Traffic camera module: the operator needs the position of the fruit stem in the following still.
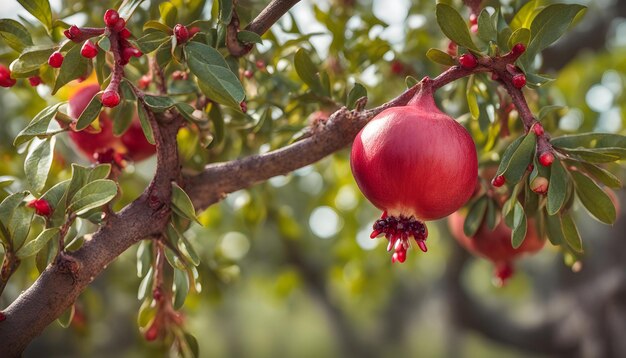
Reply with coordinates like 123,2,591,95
104,30,124,99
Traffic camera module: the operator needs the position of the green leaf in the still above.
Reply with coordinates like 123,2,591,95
486,198,498,230
508,28,530,49
111,100,135,136
89,164,111,181
40,180,69,226
547,158,568,215
294,48,324,94
175,103,203,123
477,9,497,43
0,19,34,52
184,333,200,358
10,45,55,76
405,76,418,88
52,43,90,95
25,138,54,193
495,135,524,177
75,94,103,130
0,192,29,232
17,228,59,259
17,0,53,30
68,179,118,215
219,0,233,23
561,148,620,163
159,2,178,27
346,83,367,110
237,30,263,44
426,48,456,66
544,210,563,246
466,76,479,120
143,20,172,33
510,0,539,30
118,0,146,20
137,266,153,300
57,304,75,328
143,95,176,112
463,196,487,237
14,102,63,147
571,171,616,225
171,183,199,224
521,4,586,68
9,205,34,250
137,296,157,328
561,213,583,252
435,4,480,52
538,105,567,121
499,133,536,184
551,133,626,149
185,42,245,108
578,162,621,189
178,234,200,266
137,103,156,145
511,201,527,249
135,31,170,54
173,267,190,309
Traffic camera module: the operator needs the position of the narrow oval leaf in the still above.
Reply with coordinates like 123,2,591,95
17,0,53,30
579,162,621,189
463,196,487,237
502,133,536,184
17,228,60,259
25,138,55,193
173,267,190,309
9,45,54,76
511,201,527,249
347,83,367,109
171,183,200,224
495,135,525,177
571,171,616,224
185,42,245,108
0,18,34,52
477,9,497,43
75,94,103,130
544,210,564,246
561,213,583,252
57,304,75,328
14,102,64,147
237,30,263,44
547,158,568,215
137,267,153,300
69,179,118,215
137,103,156,145
426,48,456,66
436,4,480,52
294,48,324,94
550,133,626,149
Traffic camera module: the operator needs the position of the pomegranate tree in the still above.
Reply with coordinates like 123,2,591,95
351,83,478,262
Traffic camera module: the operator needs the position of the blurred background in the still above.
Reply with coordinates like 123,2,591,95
1,0,626,357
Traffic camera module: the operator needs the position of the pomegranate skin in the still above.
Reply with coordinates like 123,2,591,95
350,94,477,221
68,85,121,160
448,212,545,264
68,84,155,161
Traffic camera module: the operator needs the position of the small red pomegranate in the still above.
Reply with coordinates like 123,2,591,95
448,211,545,286
351,81,478,263
68,85,155,162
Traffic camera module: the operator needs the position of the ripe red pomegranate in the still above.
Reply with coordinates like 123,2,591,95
351,82,478,263
448,211,545,286
68,84,155,162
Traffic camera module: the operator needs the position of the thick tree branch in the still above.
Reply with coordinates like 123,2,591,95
0,114,182,356
246,0,302,36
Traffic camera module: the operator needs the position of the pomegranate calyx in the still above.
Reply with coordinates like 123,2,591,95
370,212,428,263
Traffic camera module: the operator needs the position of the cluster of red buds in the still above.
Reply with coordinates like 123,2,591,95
27,198,53,217
47,9,144,108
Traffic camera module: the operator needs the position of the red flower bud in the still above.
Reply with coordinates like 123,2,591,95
81,40,99,59
512,74,526,89
459,53,478,69
104,9,120,27
48,51,64,68
539,152,554,167
28,76,42,86
27,198,53,217
0,65,17,88
174,24,189,43
101,90,121,108
492,174,505,187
